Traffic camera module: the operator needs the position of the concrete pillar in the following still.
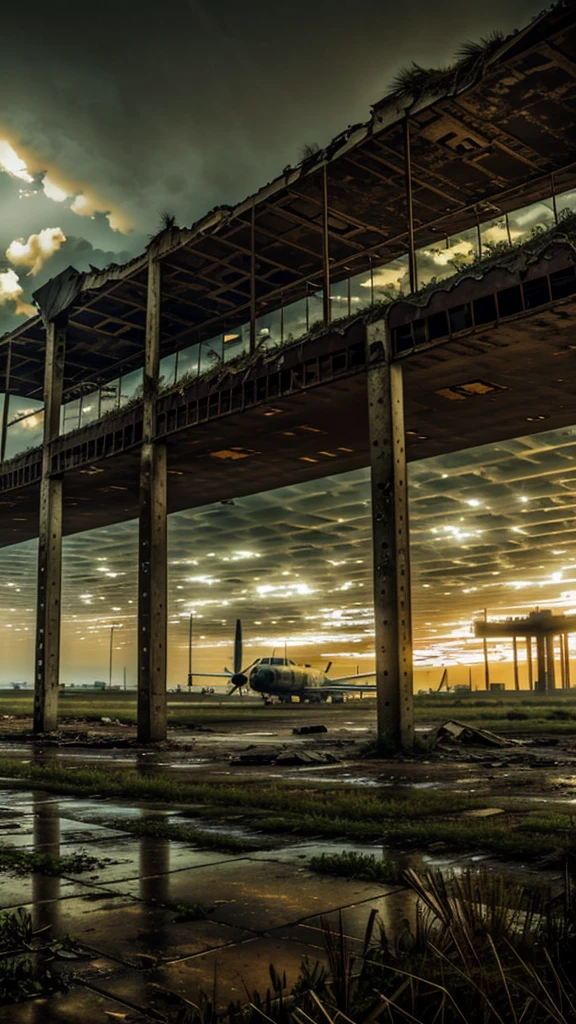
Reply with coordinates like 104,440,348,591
535,635,546,693
526,637,533,689
137,256,167,743
34,318,66,734
367,320,414,750
546,635,556,691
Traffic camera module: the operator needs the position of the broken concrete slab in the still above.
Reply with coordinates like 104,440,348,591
433,720,524,748
292,724,328,735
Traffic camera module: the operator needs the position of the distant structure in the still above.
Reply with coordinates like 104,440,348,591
474,609,576,692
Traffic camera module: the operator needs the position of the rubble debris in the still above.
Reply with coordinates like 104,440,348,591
229,746,338,766
432,720,524,749
292,725,328,735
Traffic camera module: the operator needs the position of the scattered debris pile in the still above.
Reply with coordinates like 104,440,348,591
432,720,525,749
230,746,339,767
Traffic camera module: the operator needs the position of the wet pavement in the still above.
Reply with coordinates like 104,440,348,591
0,787,416,1022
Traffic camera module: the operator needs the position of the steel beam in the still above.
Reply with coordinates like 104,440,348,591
137,256,167,743
367,320,413,750
34,318,66,734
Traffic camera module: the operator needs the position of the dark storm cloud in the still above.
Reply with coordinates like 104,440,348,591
1,0,546,236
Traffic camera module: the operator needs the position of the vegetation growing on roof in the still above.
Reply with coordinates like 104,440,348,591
389,31,506,102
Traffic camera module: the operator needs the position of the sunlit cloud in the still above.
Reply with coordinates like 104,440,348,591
42,176,69,203
6,227,66,276
0,268,35,316
0,141,33,183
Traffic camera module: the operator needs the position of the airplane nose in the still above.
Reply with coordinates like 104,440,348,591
251,668,274,690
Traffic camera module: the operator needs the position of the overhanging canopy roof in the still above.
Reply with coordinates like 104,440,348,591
2,0,576,400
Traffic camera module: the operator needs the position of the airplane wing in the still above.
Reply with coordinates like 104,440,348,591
302,681,377,697
328,672,376,684
189,672,231,679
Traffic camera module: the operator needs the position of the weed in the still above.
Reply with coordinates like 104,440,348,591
0,845,107,877
308,852,402,884
171,901,215,922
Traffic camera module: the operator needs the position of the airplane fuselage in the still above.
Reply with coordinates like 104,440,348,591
244,658,335,701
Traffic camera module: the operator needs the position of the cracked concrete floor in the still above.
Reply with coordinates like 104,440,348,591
0,788,418,1023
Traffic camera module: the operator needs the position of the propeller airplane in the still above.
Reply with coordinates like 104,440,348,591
189,619,377,703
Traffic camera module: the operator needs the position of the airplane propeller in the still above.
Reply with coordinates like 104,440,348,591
227,619,256,695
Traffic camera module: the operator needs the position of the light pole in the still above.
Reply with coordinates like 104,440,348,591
109,624,115,689
188,613,193,690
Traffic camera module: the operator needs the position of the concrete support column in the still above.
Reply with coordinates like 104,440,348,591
34,318,66,734
367,320,414,750
546,635,556,691
137,255,167,743
535,635,546,693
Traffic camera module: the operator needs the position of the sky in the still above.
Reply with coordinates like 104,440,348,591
0,0,569,689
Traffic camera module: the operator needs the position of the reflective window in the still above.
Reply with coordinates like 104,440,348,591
557,188,576,220
119,368,143,406
372,255,409,299
159,353,177,389
4,398,44,459
175,345,199,382
79,391,100,426
255,310,281,351
282,297,307,343
61,399,81,434
349,269,373,312
508,199,555,244
308,289,324,331
330,282,350,321
199,336,223,376
223,322,250,363
100,379,120,416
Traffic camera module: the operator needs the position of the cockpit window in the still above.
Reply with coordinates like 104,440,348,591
271,658,284,665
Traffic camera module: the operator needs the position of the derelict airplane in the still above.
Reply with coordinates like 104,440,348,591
192,619,377,702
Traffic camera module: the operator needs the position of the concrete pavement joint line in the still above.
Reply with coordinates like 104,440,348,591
77,978,163,1023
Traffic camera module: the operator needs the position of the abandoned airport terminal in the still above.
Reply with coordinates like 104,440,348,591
2,3,576,1019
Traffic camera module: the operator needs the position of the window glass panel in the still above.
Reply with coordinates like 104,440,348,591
480,216,512,255
557,188,576,220
5,398,44,458
330,282,350,321
372,256,409,300
255,310,281,351
79,391,100,426
119,368,143,405
438,227,479,275
282,298,307,343
507,198,555,244
176,345,200,382
199,336,223,376
100,379,120,416
159,353,176,389
223,323,250,363
308,289,324,331
61,399,81,434
349,270,373,312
